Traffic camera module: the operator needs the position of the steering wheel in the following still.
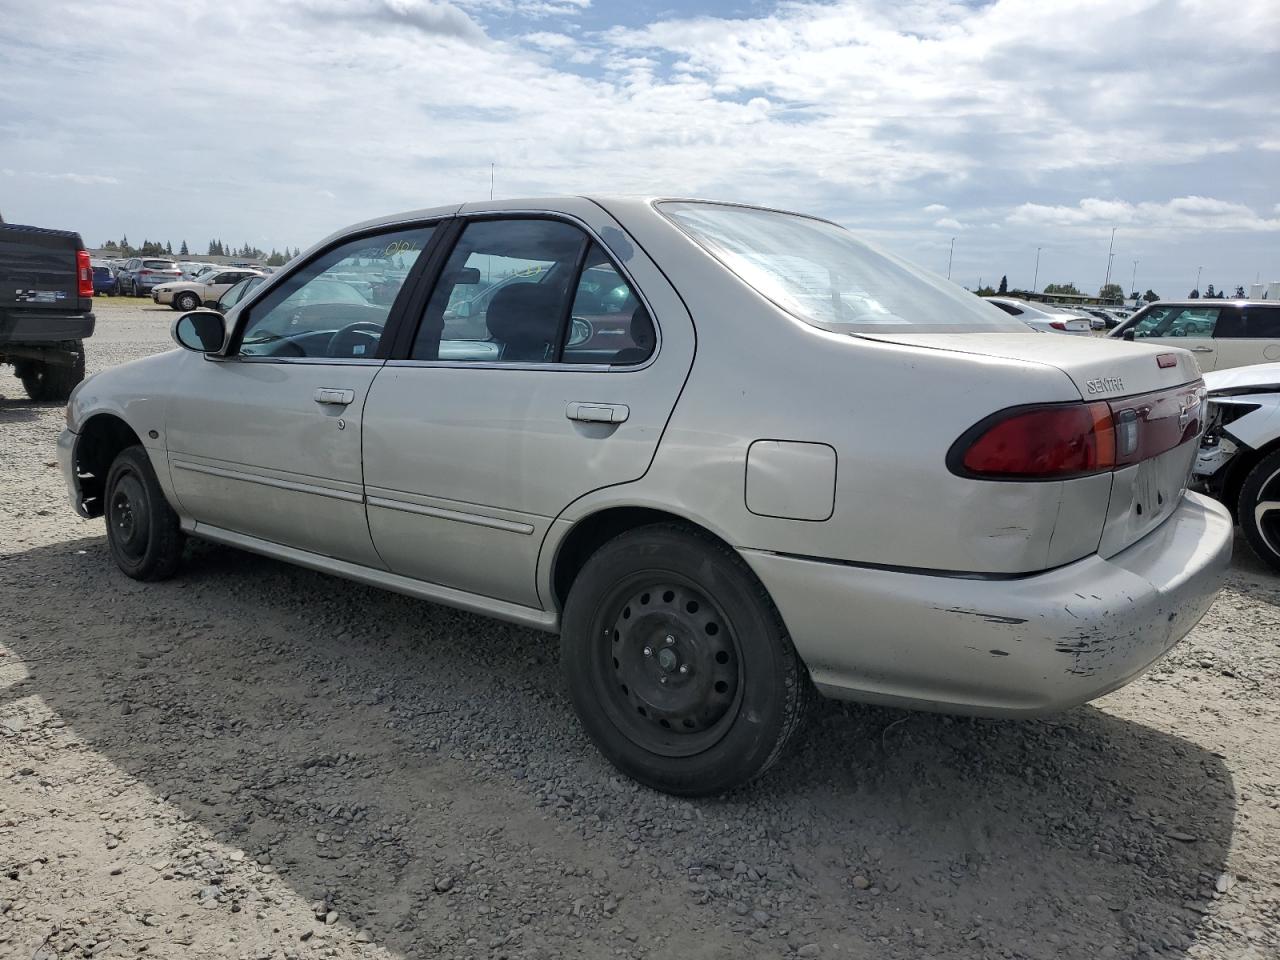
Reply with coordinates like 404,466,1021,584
326,321,383,358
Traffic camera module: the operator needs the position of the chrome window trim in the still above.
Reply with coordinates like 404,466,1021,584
366,495,535,535
211,355,387,367
171,459,364,503
385,359,612,373
421,207,661,372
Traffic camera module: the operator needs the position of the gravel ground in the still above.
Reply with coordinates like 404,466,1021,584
1,297,1278,959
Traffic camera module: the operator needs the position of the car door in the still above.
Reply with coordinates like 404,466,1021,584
1128,304,1222,371
360,205,695,609
163,223,440,565
205,271,245,304
1212,304,1280,370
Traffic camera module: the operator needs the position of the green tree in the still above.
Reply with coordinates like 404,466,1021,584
266,249,287,267
101,239,119,251
179,240,189,256
120,235,131,255
165,240,173,255
1044,282,1080,295
1205,283,1216,299
1143,289,1160,303
1235,285,1246,298
1099,283,1124,301
997,275,1008,294
975,285,996,297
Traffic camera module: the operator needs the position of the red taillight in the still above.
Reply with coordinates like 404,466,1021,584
951,385,1205,481
76,249,93,297
954,402,1115,479
140,269,153,275
1049,320,1068,330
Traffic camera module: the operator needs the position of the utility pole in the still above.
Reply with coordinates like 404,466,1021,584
1130,259,1139,301
489,162,495,201
947,237,955,280
1103,226,1117,291
1032,246,1042,294
1195,265,1203,294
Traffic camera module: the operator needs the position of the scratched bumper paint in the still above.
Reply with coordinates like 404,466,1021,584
742,491,1232,717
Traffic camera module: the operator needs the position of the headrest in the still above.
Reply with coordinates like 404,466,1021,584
486,283,564,345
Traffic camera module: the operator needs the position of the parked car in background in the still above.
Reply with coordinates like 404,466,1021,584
118,258,182,296
179,261,211,280
1109,300,1280,371
1194,362,1280,570
151,267,262,311
983,297,1093,335
91,261,117,296
211,274,266,313
0,221,94,400
59,196,1229,795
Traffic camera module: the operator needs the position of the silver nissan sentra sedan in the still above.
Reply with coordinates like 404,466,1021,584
59,196,1232,795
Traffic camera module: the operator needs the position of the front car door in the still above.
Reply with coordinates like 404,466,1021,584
163,223,440,565
360,201,695,609
1126,303,1222,371
1212,303,1280,370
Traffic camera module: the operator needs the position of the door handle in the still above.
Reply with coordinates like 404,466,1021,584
314,388,355,405
566,401,629,424
1188,346,1213,353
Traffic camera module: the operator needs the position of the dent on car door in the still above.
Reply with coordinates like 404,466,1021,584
163,224,439,564
360,211,695,609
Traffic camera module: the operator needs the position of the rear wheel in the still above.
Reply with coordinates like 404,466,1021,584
104,445,184,581
20,343,85,401
1239,449,1280,573
561,524,809,796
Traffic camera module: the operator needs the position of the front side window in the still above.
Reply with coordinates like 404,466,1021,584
411,219,651,365
1131,305,1220,339
661,201,1026,334
238,225,434,359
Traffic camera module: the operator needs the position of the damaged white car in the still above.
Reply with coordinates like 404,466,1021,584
1196,362,1280,570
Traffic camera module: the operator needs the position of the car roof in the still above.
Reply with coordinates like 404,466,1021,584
1141,299,1277,307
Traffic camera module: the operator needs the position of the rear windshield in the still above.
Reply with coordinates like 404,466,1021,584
143,260,175,269
660,201,1025,334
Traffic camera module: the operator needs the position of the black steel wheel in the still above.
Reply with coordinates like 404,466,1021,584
562,524,810,796
104,445,184,581
1239,448,1280,573
20,343,84,402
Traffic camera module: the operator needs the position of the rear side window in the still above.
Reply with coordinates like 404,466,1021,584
1240,306,1280,339
411,220,652,365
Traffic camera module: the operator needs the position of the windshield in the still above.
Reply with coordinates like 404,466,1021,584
660,201,1024,334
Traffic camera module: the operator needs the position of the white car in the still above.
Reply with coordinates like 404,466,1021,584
1110,300,1280,372
983,297,1094,335
1195,362,1280,569
58,196,1230,795
151,268,262,312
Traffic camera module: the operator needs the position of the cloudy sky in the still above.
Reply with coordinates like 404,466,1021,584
1,0,1276,296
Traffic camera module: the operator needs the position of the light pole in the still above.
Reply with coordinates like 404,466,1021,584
1195,265,1203,294
1103,226,1117,291
1130,259,1139,301
947,237,955,280
1033,246,1042,293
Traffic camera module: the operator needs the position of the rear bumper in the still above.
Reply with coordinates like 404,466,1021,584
0,310,95,344
742,491,1232,717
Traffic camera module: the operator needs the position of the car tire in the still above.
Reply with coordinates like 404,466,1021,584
561,523,810,796
104,445,184,581
174,291,200,312
20,342,85,402
1238,448,1280,573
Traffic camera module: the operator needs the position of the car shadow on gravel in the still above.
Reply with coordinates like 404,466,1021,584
0,398,56,420
1,535,1237,959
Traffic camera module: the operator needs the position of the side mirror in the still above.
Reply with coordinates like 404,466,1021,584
172,310,227,353
1122,330,1135,341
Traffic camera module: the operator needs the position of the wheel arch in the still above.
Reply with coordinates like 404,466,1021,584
74,413,145,518
1221,434,1280,520
549,505,739,611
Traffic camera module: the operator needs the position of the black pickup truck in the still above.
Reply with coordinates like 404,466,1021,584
0,220,95,401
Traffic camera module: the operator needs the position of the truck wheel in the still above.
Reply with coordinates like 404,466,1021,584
20,343,85,402
175,291,200,311
561,524,810,796
104,445,184,581
1239,449,1280,573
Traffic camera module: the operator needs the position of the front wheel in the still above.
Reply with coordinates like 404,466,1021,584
174,291,200,312
1239,449,1280,573
104,445,184,580
561,524,809,796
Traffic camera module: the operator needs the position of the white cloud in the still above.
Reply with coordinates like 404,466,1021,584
290,0,486,42
1008,196,1280,235
934,217,964,231
29,172,120,185
923,203,948,213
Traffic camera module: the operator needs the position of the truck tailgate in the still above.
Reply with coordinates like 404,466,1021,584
0,224,83,311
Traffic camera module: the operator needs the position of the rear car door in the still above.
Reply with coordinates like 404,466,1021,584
1212,304,1280,370
163,223,439,565
360,203,694,608
1128,304,1221,371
